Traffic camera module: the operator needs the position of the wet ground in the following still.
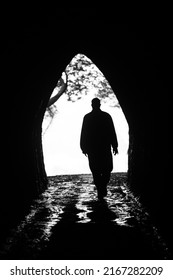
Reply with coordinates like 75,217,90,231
0,173,170,259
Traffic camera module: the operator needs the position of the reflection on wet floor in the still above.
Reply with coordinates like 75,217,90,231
0,173,169,259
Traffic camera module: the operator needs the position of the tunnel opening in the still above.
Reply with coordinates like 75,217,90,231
42,54,129,177
2,14,173,260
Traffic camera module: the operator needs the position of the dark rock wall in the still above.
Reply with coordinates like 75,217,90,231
2,14,171,246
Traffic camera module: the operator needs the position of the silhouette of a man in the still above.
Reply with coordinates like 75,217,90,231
80,98,118,199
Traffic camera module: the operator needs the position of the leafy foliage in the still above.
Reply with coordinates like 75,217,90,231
42,53,119,134
65,53,119,107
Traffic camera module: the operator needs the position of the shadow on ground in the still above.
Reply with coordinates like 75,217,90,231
0,173,171,260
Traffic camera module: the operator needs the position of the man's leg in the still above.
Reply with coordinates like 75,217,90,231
101,171,111,197
92,171,110,199
100,150,113,197
92,171,101,186
91,171,103,198
88,152,109,199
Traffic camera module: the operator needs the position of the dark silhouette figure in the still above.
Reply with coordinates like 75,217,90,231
80,98,118,199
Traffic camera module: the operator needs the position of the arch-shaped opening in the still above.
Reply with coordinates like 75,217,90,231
42,54,129,176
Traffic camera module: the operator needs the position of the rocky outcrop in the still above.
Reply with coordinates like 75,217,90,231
2,14,171,248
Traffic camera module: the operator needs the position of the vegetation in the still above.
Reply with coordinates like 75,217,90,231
43,53,119,134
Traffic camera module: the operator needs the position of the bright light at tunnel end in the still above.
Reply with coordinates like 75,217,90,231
42,54,129,176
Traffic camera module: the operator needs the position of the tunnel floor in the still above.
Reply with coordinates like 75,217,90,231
0,173,170,260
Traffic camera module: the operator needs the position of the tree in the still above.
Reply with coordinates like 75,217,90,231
43,53,119,134
65,54,119,106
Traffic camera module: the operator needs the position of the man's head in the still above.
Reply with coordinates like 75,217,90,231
91,98,101,110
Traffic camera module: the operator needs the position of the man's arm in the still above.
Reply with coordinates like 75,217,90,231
80,116,88,155
109,116,118,155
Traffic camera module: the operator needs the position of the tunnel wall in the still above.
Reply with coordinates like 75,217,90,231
2,16,171,247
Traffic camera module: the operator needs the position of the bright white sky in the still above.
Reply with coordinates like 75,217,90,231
42,90,129,176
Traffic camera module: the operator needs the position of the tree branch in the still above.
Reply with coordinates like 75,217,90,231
47,74,67,107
